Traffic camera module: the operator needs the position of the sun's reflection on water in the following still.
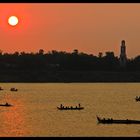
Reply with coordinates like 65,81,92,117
0,93,31,136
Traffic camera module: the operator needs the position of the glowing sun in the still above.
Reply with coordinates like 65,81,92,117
8,16,19,26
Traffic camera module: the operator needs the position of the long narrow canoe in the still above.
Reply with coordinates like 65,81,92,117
96,116,140,124
0,104,12,107
57,106,84,110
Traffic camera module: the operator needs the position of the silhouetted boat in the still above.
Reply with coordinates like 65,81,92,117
136,98,140,101
135,96,140,101
0,103,12,107
0,87,3,90
57,106,84,110
10,88,18,91
57,103,84,110
96,116,140,124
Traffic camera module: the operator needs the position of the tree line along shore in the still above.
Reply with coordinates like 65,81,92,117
0,49,139,82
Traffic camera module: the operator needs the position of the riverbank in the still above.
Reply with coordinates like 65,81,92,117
0,70,140,82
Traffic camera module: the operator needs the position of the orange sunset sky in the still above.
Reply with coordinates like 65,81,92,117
0,3,140,58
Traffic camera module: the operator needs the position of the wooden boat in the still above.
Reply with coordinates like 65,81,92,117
57,106,84,110
135,96,140,101
96,116,140,124
10,88,18,91
0,103,12,107
136,98,140,101
0,87,3,90
57,103,84,110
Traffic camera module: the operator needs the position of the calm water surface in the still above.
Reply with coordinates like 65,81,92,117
0,83,139,136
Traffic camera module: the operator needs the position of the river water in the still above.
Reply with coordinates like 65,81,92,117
0,83,139,137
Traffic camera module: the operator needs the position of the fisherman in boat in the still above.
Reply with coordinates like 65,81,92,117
108,118,110,121
108,118,113,122
5,102,8,106
103,118,105,121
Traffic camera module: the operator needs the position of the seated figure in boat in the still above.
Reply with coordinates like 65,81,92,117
60,104,63,109
5,102,9,106
136,96,139,99
107,118,113,121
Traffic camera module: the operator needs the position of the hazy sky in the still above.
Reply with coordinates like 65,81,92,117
0,3,140,58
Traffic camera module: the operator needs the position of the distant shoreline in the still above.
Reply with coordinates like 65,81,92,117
0,71,140,83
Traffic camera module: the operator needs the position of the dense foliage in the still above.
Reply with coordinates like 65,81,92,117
0,49,133,72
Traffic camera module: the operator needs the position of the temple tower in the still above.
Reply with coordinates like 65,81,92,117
120,40,127,67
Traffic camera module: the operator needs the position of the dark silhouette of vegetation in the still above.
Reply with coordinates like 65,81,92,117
0,49,139,82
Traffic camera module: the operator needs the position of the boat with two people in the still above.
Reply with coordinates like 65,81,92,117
0,102,12,107
10,88,18,92
96,116,140,124
57,103,84,110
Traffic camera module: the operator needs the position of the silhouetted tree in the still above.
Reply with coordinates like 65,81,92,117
72,49,78,55
38,49,44,55
98,52,103,58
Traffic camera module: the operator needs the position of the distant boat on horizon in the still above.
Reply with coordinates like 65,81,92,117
0,102,12,107
10,88,18,92
135,96,140,101
57,104,84,110
0,87,4,90
96,116,140,124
